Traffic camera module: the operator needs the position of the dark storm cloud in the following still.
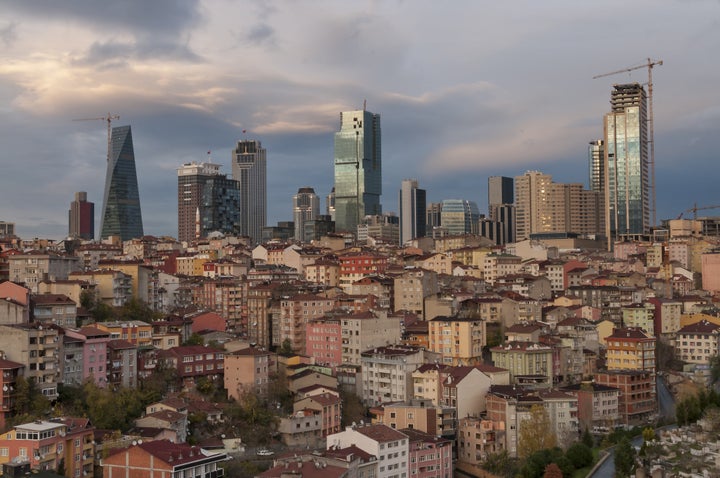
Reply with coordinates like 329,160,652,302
245,23,275,46
73,40,202,68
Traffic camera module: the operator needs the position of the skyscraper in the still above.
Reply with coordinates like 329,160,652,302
177,161,240,243
399,179,426,245
69,191,94,240
487,176,515,244
100,125,143,241
232,139,267,244
604,83,649,241
292,187,320,242
440,199,480,236
333,109,382,233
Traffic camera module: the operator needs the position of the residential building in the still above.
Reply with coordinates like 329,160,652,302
402,428,453,478
327,424,408,478
94,320,153,346
603,83,649,241
0,324,59,399
675,320,720,365
293,392,343,438
100,125,144,241
605,327,656,374
306,317,343,368
399,179,426,245
340,311,403,366
280,293,336,353
372,400,456,438
0,418,95,477
107,339,138,389
360,345,433,407
232,139,267,244
428,316,486,365
8,251,80,293
31,294,77,328
68,191,94,240
65,326,111,386
561,381,620,431
177,161,240,243
224,346,272,400
293,187,320,243
594,370,656,425
333,109,382,234
393,268,438,319
458,417,505,466
101,440,228,478
339,253,389,290
490,342,553,386
0,359,23,430
158,345,225,388
514,170,602,241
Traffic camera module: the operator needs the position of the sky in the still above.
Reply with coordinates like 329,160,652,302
1,0,719,240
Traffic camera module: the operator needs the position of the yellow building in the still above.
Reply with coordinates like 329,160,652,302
490,342,553,384
428,316,486,365
605,327,655,373
70,269,132,306
94,320,153,346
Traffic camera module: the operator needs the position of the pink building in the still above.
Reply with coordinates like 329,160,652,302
306,317,342,368
294,392,342,438
65,325,111,387
402,428,453,478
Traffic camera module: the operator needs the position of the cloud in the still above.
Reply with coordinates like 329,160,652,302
0,21,17,47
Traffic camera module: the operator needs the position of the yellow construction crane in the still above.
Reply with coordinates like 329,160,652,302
73,113,120,162
594,58,663,229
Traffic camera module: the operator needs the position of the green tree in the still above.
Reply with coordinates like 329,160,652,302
278,338,294,356
614,437,636,478
565,442,593,469
482,450,518,477
518,404,557,459
340,389,366,427
641,427,655,442
183,333,204,346
581,427,594,448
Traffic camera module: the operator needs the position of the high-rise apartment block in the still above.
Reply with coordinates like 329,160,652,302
100,125,143,241
399,179,427,245
603,83,649,240
292,187,320,243
68,191,94,240
514,171,602,241
333,109,382,233
232,139,267,244
177,161,240,243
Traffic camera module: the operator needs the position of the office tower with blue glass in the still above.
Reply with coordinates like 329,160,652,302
232,139,267,244
100,125,144,241
333,109,382,234
604,83,649,241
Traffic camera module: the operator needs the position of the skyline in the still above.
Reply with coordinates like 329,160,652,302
1,1,719,239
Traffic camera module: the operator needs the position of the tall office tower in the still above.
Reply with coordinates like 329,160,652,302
100,125,143,241
177,161,240,243
483,204,515,245
588,139,605,193
440,199,480,236
488,176,514,216
293,187,320,242
326,187,336,221
604,83,649,241
399,179,427,245
514,171,602,240
232,139,267,244
69,191,94,240
487,176,515,244
333,109,382,233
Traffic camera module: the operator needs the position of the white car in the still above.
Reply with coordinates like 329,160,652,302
256,449,274,456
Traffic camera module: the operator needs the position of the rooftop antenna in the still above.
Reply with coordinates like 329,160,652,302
363,99,366,111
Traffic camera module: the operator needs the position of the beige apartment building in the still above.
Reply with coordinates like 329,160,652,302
428,316,486,365
514,171,603,241
224,346,272,400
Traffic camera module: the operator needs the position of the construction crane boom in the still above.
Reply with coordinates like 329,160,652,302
594,58,663,229
72,113,120,163
678,203,720,220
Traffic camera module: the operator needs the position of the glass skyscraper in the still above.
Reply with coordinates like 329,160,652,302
604,83,649,240
293,187,320,242
100,125,144,241
440,199,480,236
333,109,382,233
232,139,267,245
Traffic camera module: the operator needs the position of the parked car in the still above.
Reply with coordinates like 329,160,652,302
256,449,274,456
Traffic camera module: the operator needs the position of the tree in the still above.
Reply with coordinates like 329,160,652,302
565,442,593,469
278,338,294,356
614,437,636,478
518,404,557,459
183,333,204,346
581,427,594,448
543,463,563,478
482,450,518,477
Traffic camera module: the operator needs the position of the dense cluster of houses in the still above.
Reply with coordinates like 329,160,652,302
0,226,718,477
